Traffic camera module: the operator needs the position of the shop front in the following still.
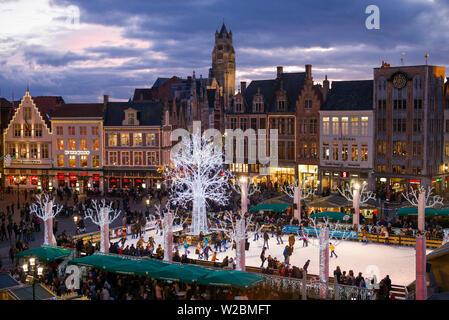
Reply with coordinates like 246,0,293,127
298,164,318,190
268,167,295,186
5,169,51,191
105,170,162,191
51,171,104,193
320,168,369,193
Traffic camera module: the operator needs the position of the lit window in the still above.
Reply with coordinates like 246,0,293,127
69,155,76,167
146,133,157,147
58,154,64,167
56,126,63,135
80,139,87,151
80,127,87,135
134,133,142,146
134,151,142,165
92,139,99,151
121,133,130,146
34,124,42,137
322,117,329,135
57,139,64,151
92,155,99,167
108,133,117,146
351,117,359,135
80,155,88,167
68,139,76,150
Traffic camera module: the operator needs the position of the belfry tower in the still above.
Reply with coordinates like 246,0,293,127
212,23,235,107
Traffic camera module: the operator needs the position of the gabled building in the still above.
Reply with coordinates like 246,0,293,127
226,65,319,185
3,91,58,190
103,100,172,191
49,103,104,192
319,80,374,193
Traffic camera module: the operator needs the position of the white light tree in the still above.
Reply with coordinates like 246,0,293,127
402,186,443,301
402,186,443,232
168,122,230,235
229,176,259,271
30,194,63,246
282,180,313,223
155,202,186,263
302,217,358,299
84,199,121,253
216,210,254,271
338,182,376,228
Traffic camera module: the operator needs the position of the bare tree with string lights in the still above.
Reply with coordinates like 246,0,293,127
282,180,314,223
338,182,376,227
402,185,443,300
30,194,63,246
84,199,121,253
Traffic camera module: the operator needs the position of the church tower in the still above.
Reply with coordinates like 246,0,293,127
212,23,235,107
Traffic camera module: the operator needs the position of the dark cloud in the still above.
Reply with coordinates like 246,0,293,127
1,0,448,101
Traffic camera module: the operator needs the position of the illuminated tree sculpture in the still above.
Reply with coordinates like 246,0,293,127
303,218,357,299
217,210,254,271
155,202,185,263
85,199,121,253
230,176,259,271
169,127,230,235
402,186,443,232
30,194,63,246
338,182,376,228
282,180,313,223
402,186,443,301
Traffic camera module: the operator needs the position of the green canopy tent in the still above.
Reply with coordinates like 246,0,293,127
397,207,440,216
249,203,292,213
15,246,72,262
197,270,266,289
69,254,266,289
151,264,212,282
310,211,351,221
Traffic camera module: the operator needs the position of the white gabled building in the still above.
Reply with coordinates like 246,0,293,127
3,91,54,190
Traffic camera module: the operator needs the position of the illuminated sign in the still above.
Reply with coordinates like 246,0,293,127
342,171,347,178
64,150,90,155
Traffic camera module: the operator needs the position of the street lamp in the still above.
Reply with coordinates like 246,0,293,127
21,256,43,300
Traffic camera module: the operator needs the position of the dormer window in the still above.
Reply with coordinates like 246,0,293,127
278,100,286,111
128,112,135,125
122,108,139,126
253,94,264,113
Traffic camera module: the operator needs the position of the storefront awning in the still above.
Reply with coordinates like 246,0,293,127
249,203,292,213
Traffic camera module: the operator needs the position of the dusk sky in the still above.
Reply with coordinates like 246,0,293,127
0,0,448,102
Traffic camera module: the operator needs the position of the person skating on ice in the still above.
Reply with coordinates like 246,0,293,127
330,242,338,258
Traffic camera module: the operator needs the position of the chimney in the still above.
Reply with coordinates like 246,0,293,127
103,94,109,105
277,66,283,78
322,75,330,102
240,81,247,92
305,64,312,80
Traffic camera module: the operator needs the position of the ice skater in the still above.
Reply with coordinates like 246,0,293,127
330,242,338,258
183,240,190,255
302,233,309,247
276,226,283,245
263,231,270,249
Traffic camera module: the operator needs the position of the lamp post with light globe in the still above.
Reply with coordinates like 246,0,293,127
21,257,43,300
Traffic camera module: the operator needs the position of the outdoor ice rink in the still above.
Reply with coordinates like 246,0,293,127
123,229,433,286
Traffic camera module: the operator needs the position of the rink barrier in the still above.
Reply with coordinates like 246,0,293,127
282,225,443,248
